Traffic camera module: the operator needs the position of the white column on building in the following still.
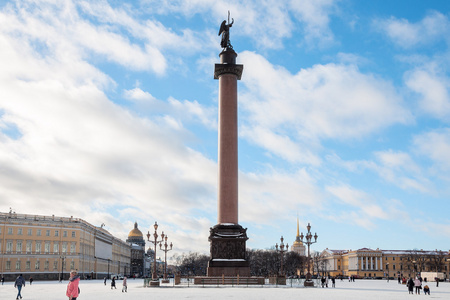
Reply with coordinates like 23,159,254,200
375,256,378,270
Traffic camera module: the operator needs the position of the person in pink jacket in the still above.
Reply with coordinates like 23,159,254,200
122,276,127,293
414,277,422,295
66,270,80,300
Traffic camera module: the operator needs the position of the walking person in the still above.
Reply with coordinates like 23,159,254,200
414,277,422,295
1,276,4,285
104,277,107,286
407,277,414,294
436,278,439,287
111,276,116,289
29,277,33,285
331,276,336,288
14,274,25,300
122,276,127,293
66,270,80,300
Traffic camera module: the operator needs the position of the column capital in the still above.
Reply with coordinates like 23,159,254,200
214,64,243,80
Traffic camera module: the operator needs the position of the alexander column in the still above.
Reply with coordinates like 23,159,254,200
207,14,250,277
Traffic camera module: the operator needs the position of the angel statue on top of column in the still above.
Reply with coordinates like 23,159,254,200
218,11,234,49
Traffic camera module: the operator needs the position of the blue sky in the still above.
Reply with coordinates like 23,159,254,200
1,0,450,259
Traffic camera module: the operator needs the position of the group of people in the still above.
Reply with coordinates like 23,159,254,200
406,275,431,295
104,275,128,292
9,271,131,300
320,276,336,288
10,271,80,300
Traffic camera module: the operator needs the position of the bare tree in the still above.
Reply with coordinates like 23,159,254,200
247,248,279,276
174,252,209,276
426,250,446,272
312,251,325,276
284,251,306,277
400,249,429,275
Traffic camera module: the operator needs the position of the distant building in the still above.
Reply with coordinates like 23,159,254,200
144,248,164,277
0,211,131,281
291,217,306,256
126,222,145,277
319,248,450,279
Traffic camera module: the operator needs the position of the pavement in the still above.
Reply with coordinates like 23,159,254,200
1,278,449,299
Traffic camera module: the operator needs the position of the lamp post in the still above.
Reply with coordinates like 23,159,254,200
412,260,417,277
299,222,318,287
159,235,173,283
275,236,289,276
146,222,165,283
107,259,111,279
446,258,450,282
60,255,66,282
386,262,389,282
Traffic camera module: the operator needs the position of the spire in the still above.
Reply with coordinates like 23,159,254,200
134,221,138,229
293,214,303,245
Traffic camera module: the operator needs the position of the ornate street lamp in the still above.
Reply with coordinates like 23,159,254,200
160,235,173,283
60,255,66,282
275,236,289,276
299,222,318,287
146,222,165,283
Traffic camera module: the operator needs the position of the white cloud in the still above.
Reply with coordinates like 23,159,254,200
240,168,323,224
413,128,450,173
0,0,211,76
405,67,450,120
238,51,412,164
328,150,431,193
0,0,223,252
376,153,430,192
141,0,339,49
375,11,450,48
325,184,388,229
289,0,337,48
123,88,217,129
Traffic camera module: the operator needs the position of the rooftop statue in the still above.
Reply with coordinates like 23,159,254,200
218,11,234,49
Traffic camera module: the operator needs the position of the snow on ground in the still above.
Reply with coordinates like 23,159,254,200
1,278,449,300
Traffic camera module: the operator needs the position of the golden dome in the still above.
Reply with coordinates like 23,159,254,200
293,239,303,246
128,222,143,238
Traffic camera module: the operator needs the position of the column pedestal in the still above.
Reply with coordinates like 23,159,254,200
207,224,250,276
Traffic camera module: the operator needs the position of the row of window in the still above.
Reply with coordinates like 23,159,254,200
4,260,76,271
4,241,76,254
1,228,76,238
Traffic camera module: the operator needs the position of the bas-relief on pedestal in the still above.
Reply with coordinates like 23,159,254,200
207,224,250,276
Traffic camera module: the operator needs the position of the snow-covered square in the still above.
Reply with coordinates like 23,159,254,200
1,278,450,300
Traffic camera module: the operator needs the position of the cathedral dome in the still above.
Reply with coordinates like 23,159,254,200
128,222,143,238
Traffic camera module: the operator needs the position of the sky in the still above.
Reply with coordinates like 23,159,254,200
1,0,450,261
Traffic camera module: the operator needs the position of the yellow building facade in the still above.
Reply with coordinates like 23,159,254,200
0,211,131,281
320,248,450,279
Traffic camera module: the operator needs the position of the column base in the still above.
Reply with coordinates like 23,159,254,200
207,224,250,277
304,280,315,287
